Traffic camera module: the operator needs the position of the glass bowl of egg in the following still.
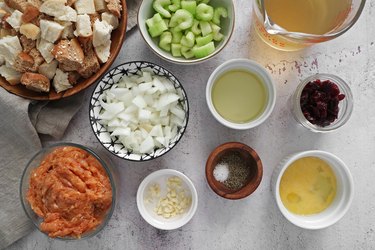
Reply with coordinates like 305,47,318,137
272,150,354,229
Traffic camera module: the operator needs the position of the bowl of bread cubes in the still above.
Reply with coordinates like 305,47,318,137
0,0,127,100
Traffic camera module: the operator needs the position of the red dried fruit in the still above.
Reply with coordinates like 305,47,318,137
300,79,345,127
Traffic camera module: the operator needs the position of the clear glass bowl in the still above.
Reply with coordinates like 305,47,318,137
290,74,353,132
20,142,117,240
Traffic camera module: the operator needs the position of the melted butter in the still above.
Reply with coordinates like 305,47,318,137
279,157,337,215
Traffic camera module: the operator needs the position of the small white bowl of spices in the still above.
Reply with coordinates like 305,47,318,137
206,142,263,199
136,169,198,230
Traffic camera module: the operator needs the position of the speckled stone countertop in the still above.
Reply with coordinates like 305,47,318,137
9,1,375,249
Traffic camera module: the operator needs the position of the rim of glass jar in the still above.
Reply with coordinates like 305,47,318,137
19,142,116,241
257,0,367,41
292,74,354,133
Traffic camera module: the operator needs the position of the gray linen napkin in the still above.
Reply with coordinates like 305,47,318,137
0,1,140,248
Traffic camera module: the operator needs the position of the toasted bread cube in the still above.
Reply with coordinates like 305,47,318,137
21,72,50,92
6,9,22,30
56,6,77,22
53,68,72,93
75,14,92,37
78,47,99,78
13,52,34,72
101,12,118,29
52,38,84,71
61,21,74,39
0,8,7,19
0,64,21,85
74,0,95,14
94,0,106,12
4,0,27,12
39,19,64,43
22,4,40,23
92,19,112,47
94,40,110,63
0,35,22,65
37,39,54,63
28,48,44,71
19,35,36,53
40,0,66,16
105,0,121,17
20,23,40,40
38,59,58,79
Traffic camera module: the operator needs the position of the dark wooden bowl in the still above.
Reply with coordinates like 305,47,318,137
0,0,128,100
205,142,263,200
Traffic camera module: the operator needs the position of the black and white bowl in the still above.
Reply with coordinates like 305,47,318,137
89,61,189,161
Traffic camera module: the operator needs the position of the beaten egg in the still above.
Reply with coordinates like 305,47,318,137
279,157,337,215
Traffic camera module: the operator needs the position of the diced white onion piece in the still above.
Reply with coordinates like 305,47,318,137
140,136,155,153
153,78,167,94
157,93,180,109
171,106,185,120
150,124,163,137
132,95,147,108
139,109,152,121
111,127,131,136
100,99,125,114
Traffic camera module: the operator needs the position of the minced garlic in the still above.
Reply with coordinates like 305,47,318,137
145,176,191,219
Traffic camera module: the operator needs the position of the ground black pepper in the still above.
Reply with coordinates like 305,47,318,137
220,151,251,190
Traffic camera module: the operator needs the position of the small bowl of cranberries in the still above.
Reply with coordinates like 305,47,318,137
291,74,353,132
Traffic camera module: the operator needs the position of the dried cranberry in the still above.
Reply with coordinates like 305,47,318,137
299,79,345,127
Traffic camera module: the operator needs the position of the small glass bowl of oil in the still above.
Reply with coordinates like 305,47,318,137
206,59,276,130
272,150,354,229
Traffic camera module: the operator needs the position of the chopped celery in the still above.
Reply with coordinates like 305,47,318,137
196,33,213,46
181,1,196,15
199,21,212,36
169,9,194,30
191,19,201,35
181,46,194,59
171,43,182,57
192,41,215,58
213,32,224,42
164,19,170,27
196,3,214,21
168,0,180,12
212,7,228,25
146,13,168,37
159,31,172,51
171,27,183,43
180,31,195,48
153,0,172,18
210,22,221,35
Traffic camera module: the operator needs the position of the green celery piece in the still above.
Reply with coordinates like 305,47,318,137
169,9,194,30
197,0,210,4
196,33,213,46
171,43,182,57
181,46,194,59
159,31,172,51
180,31,195,48
199,21,212,36
164,19,170,27
210,22,221,35
196,3,214,21
181,1,197,15
212,7,228,25
169,0,181,12
171,27,183,43
192,41,215,58
153,0,172,18
191,19,201,35
146,13,168,37
213,32,224,42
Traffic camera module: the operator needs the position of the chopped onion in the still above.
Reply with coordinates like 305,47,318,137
98,70,186,154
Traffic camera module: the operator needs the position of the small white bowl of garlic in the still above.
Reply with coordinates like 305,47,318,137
136,169,198,230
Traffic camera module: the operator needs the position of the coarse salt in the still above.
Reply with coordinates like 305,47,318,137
213,163,229,182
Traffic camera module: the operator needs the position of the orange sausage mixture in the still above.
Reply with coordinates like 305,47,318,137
27,146,113,238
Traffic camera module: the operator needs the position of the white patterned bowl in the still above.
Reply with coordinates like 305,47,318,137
89,61,189,161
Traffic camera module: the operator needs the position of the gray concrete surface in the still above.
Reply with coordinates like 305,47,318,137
9,1,375,249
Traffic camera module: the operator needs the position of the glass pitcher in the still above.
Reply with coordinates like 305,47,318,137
253,0,366,51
